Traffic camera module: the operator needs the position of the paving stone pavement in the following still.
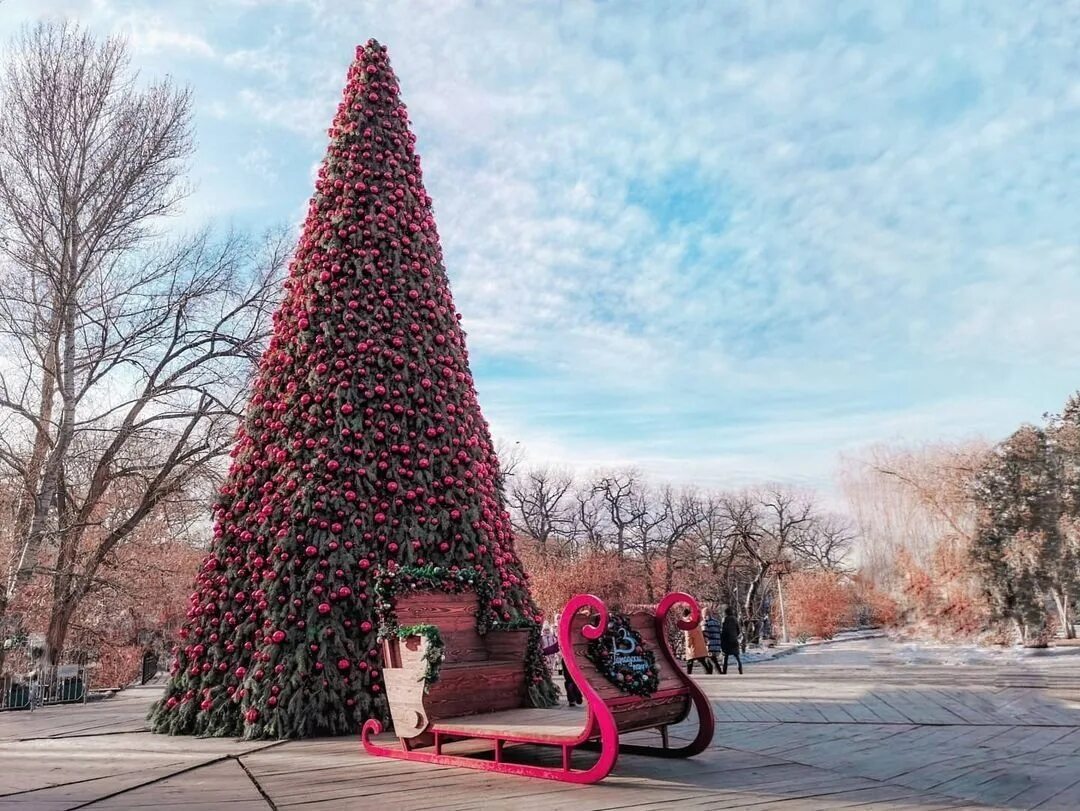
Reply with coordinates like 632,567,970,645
2,637,1079,810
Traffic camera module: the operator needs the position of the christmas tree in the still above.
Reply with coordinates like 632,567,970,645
150,40,553,740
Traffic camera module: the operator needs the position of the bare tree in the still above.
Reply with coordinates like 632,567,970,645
0,22,288,669
508,466,576,553
792,514,855,572
628,484,669,601
658,486,703,594
573,484,607,554
593,470,647,558
1048,396,1080,638
720,491,763,639
688,492,737,606
493,437,524,492
753,488,814,609
838,442,987,586
721,487,814,645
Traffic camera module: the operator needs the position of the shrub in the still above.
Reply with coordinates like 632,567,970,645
93,645,143,689
518,542,648,617
777,571,855,640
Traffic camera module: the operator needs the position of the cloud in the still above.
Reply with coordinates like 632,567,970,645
126,24,215,57
5,0,1075,503
277,3,1077,496
224,47,290,80
239,145,279,182
235,87,336,140
941,244,1080,360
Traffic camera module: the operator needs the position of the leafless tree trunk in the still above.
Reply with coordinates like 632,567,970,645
573,485,607,554
721,493,764,647
0,22,287,670
660,486,702,594
746,488,814,643
508,466,576,554
1048,585,1075,640
594,470,646,558
629,485,669,602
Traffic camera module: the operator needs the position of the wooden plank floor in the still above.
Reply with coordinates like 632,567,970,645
2,637,1079,809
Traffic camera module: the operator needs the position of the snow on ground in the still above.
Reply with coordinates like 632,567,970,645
750,628,1080,668
887,639,1026,667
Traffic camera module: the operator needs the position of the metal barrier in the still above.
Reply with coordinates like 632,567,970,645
1,640,33,711
1,675,32,711
141,650,160,685
41,664,89,706
1,663,89,711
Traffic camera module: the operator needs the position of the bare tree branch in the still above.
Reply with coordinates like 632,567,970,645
0,23,287,668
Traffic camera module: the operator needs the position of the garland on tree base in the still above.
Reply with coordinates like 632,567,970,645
586,613,661,697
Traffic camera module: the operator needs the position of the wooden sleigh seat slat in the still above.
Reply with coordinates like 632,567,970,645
361,590,715,784
432,706,586,743
423,662,527,718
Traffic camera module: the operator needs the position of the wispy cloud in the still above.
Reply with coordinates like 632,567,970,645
126,25,214,57
1,0,1077,499
239,144,279,182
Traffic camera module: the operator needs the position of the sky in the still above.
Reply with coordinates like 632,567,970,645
2,0,1078,503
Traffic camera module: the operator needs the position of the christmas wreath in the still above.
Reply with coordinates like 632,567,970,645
586,613,661,697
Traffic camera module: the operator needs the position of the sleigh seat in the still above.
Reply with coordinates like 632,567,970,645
362,591,715,783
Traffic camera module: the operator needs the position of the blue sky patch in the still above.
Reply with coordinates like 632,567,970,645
5,0,1077,500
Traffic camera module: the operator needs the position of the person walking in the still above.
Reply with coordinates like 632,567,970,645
703,607,724,674
540,621,557,669
683,608,713,674
540,635,583,707
721,606,743,675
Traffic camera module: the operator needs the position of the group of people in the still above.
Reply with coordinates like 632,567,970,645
538,602,744,709
684,605,743,676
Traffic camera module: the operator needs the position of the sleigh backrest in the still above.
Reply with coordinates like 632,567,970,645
388,591,489,664
381,590,529,741
569,609,691,733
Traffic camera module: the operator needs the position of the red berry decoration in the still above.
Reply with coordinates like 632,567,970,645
148,39,550,740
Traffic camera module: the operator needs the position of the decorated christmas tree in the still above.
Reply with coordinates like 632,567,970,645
150,40,554,740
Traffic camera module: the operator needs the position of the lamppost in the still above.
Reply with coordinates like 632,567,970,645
775,559,793,645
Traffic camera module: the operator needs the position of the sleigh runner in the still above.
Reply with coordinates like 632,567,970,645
361,590,715,783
